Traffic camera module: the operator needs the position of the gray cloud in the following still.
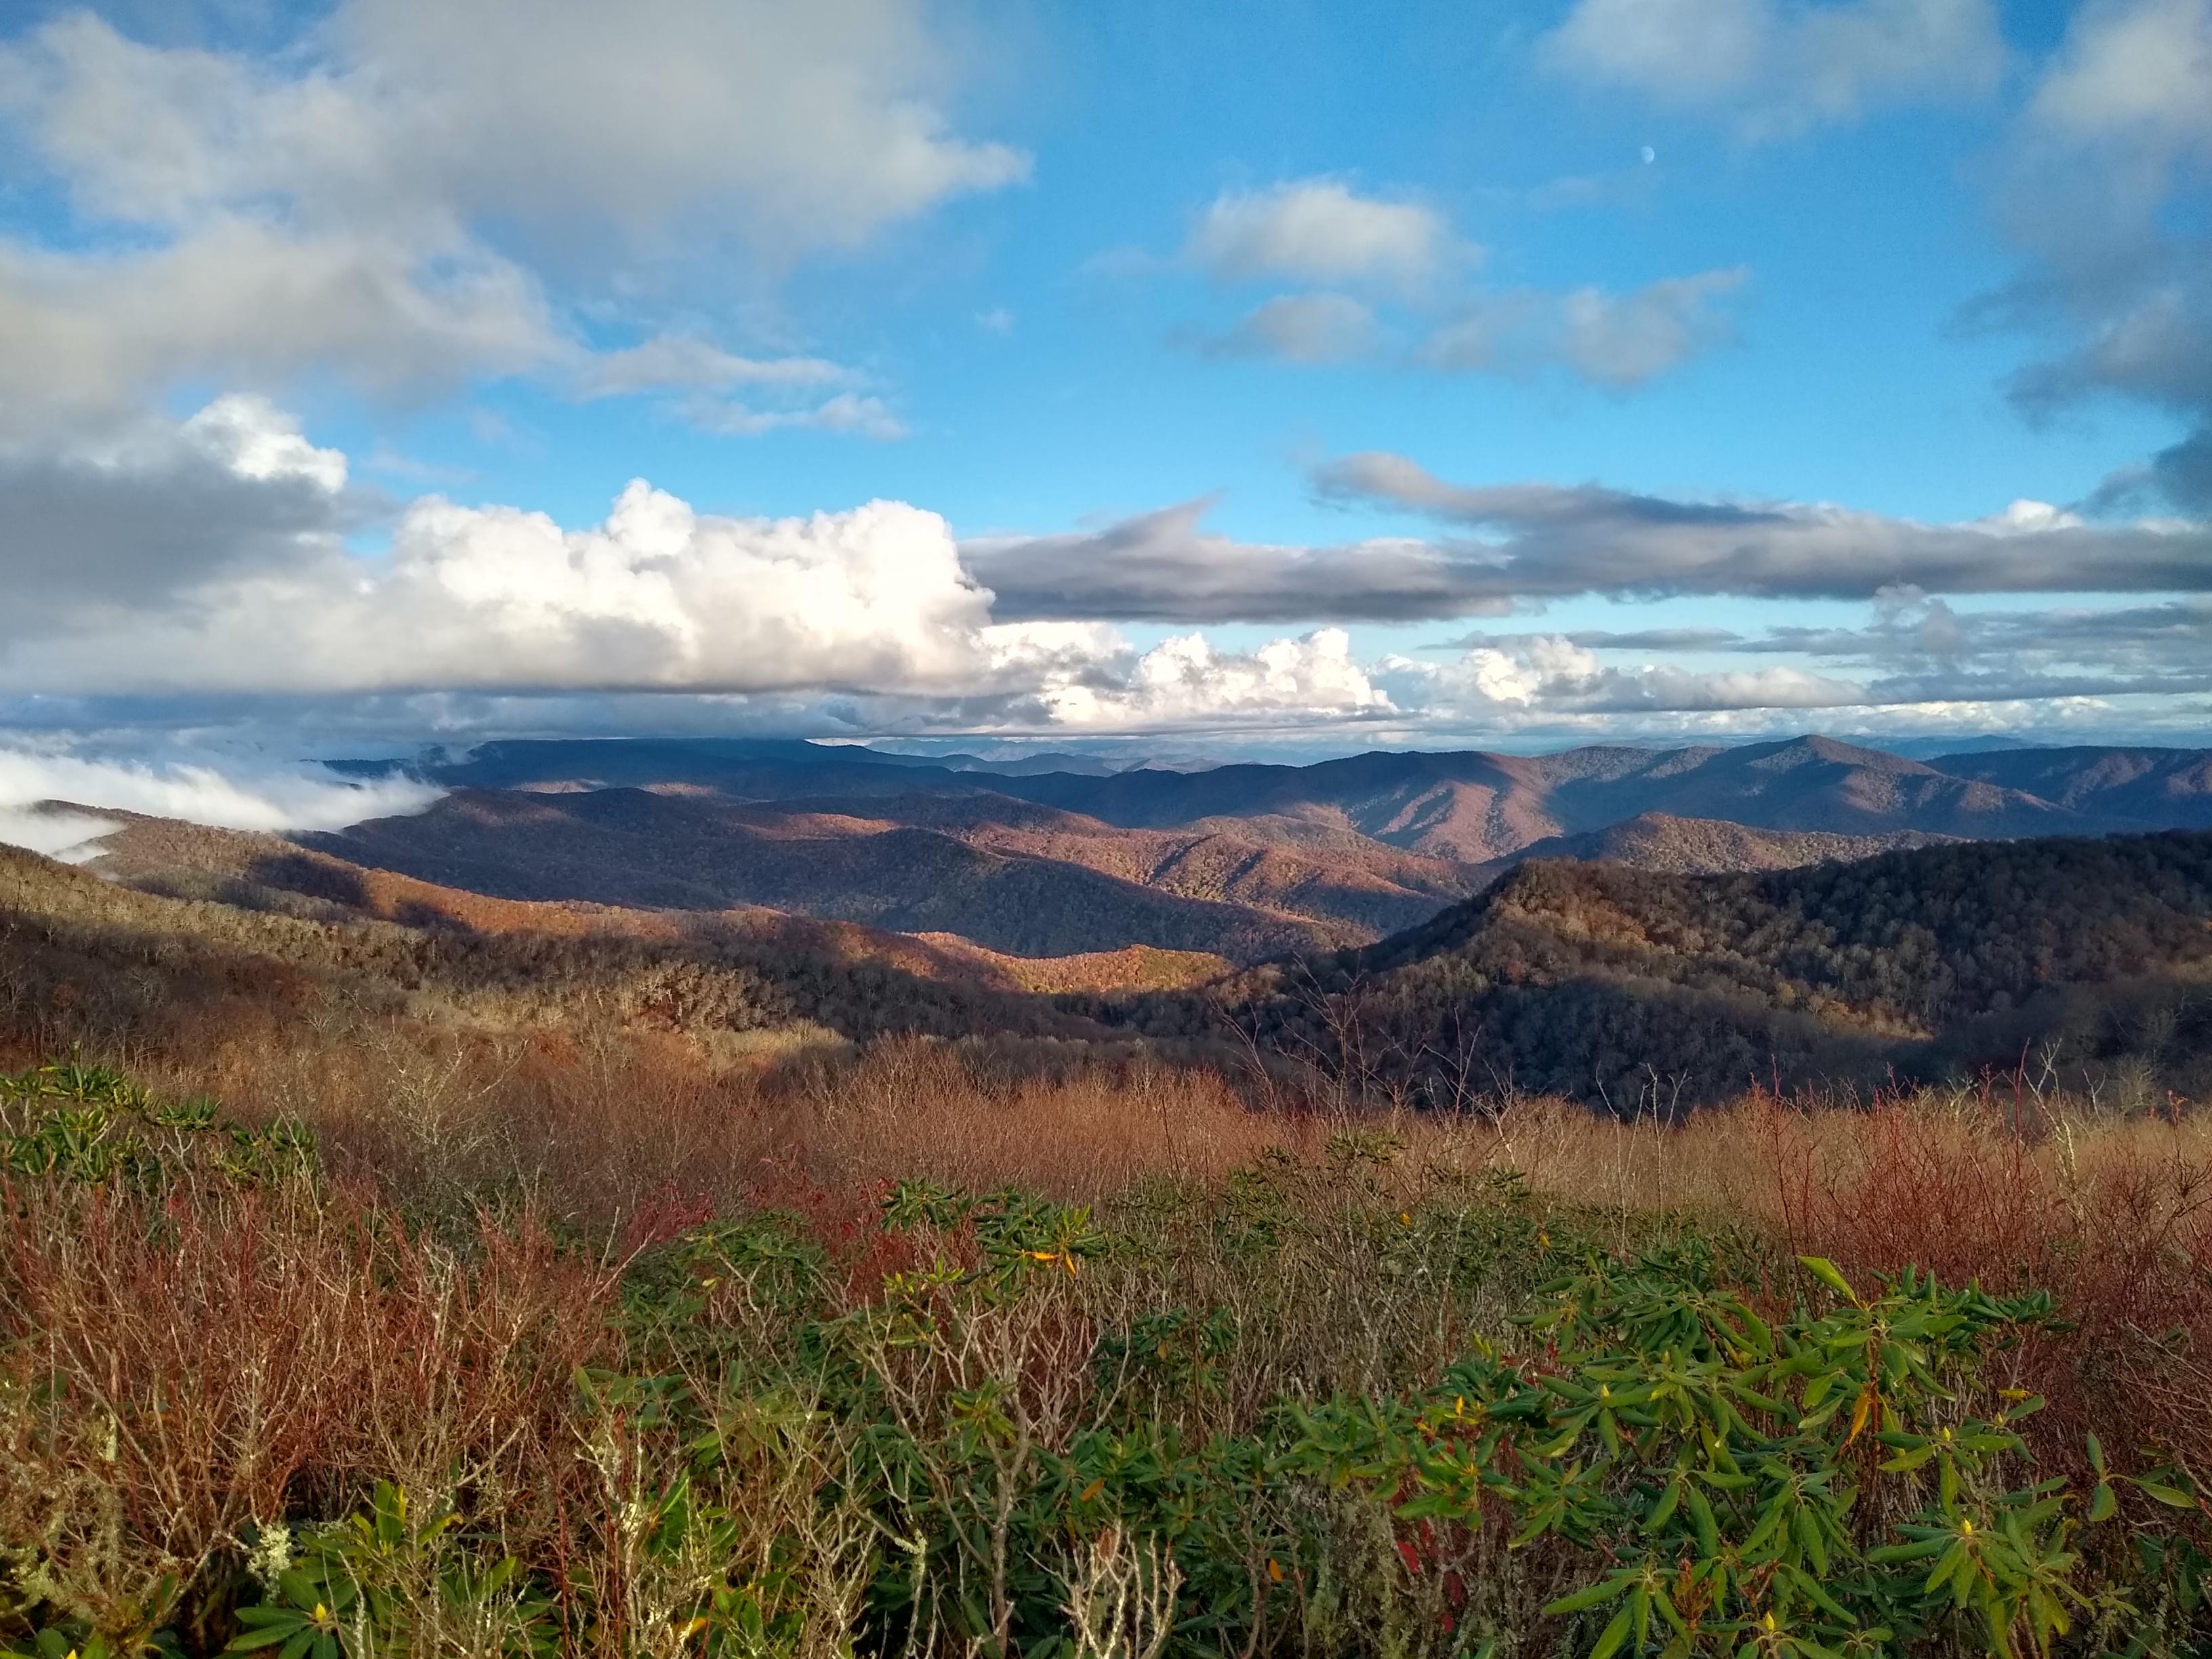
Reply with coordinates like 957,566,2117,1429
1433,626,1748,651
970,458,2212,628
968,466,2212,626
1309,451,2212,602
1720,594,2212,686
1197,294,1385,364
963,499,1521,623
1973,0,2212,514
0,396,354,625
1442,595,2212,716
2088,428,2212,516
1567,626,1748,650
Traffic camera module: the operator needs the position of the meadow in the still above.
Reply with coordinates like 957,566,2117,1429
3,1028,2210,1659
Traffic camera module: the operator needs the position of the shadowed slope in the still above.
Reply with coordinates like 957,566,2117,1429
1135,829,2212,1111
302,788,1357,961
1931,745,2212,827
67,807,1230,994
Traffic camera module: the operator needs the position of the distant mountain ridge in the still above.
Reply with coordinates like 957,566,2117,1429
1929,746,2212,826
279,733,2212,963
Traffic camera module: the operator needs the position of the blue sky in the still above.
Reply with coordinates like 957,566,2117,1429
1,0,2209,796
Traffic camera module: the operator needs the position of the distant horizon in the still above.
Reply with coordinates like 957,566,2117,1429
325,725,2212,779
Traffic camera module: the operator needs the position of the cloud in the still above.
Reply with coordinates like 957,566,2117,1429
1157,176,1736,389
1184,179,1464,289
969,464,2212,626
1197,294,1385,363
1372,614,2212,732
573,337,854,398
1185,275,1748,384
1442,590,2212,714
0,805,119,863
14,399,2211,747
1541,0,2005,138
964,499,1519,623
965,459,2212,628
0,741,443,857
1429,625,1748,651
1420,268,1748,388
1972,0,2212,513
1185,272,1747,384
1,480,1011,698
0,221,561,434
1379,635,1866,720
1023,628,1394,731
1308,451,2212,602
0,406,1381,744
0,3,1024,428
1563,626,1747,650
1712,590,2212,683
0,394,353,622
2030,0,2212,148
684,392,909,440
2131,429,2212,514
569,337,905,436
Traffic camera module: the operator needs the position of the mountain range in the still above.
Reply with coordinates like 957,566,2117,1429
11,730,2212,1114
293,734,2212,963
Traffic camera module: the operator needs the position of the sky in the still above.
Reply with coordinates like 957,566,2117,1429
1,0,2211,822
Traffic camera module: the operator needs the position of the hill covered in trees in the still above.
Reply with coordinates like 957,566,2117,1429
1126,828,2212,1112
0,835,1135,1073
300,787,1445,960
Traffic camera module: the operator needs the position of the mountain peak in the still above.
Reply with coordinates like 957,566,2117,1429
1748,735,1924,771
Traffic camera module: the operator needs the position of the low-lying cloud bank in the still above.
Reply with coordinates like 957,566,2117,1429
0,743,445,859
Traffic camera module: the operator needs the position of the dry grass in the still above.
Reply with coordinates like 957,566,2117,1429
8,1031,2212,1656
18,963,2212,1497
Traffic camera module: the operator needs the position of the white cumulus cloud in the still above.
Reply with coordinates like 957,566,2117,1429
1029,629,1393,731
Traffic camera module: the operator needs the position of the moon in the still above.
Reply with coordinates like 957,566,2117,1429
1641,145,1656,164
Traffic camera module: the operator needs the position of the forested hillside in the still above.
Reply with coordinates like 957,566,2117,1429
0,841,1114,1069
1128,830,2212,1111
303,789,1374,960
